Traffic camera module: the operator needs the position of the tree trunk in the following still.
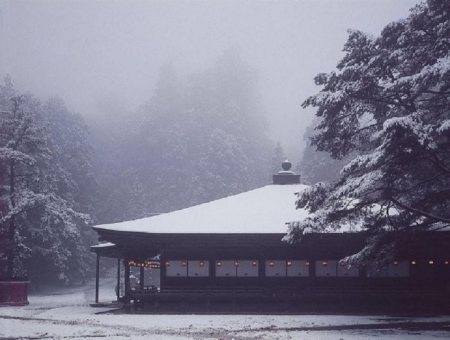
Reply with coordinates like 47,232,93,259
6,159,15,279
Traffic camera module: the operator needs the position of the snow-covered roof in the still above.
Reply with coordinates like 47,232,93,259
93,184,310,234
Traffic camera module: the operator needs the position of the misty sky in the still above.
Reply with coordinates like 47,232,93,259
0,0,422,162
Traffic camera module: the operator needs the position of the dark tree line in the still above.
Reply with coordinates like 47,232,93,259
1,51,280,284
91,50,277,224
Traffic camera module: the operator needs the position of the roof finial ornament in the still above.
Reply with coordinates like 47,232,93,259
272,159,300,185
281,159,292,171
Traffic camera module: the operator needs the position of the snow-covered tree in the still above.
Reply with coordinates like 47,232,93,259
27,97,95,284
0,78,93,283
90,52,274,222
89,93,145,223
0,82,46,279
184,49,273,204
286,0,450,269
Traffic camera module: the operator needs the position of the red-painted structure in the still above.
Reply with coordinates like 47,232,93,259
0,281,30,306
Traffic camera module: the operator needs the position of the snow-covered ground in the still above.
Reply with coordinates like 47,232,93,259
1,279,450,339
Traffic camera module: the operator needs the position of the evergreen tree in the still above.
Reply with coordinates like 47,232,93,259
139,52,273,210
0,77,93,283
184,49,273,202
89,92,148,223
90,52,275,223
286,0,450,268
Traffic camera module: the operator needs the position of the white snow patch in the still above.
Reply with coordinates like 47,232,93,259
1,281,450,340
91,242,115,248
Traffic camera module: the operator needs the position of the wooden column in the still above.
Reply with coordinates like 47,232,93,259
124,260,130,301
116,258,121,301
139,266,145,290
95,253,100,303
159,246,166,288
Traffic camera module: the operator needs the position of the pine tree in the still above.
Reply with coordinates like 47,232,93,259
89,92,149,222
90,52,275,223
286,0,450,268
184,49,273,203
0,78,93,283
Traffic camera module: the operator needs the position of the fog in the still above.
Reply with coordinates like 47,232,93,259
0,0,421,161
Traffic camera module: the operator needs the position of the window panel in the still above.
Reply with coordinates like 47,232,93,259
165,260,187,277
237,260,259,277
265,260,286,277
387,261,410,277
287,260,310,277
315,260,337,277
215,260,236,277
188,260,209,277
337,262,359,277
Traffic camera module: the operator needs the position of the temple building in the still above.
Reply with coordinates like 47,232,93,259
91,161,450,313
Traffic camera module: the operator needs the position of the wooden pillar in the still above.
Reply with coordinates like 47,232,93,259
116,258,121,301
124,260,130,301
159,246,166,288
95,253,100,303
139,266,145,290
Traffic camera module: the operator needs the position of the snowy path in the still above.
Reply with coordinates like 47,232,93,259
1,280,450,339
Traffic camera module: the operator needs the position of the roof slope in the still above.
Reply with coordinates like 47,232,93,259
93,184,309,234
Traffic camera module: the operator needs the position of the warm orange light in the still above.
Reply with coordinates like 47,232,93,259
144,261,161,268
287,261,292,267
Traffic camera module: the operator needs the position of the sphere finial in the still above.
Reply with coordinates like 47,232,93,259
281,159,292,171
